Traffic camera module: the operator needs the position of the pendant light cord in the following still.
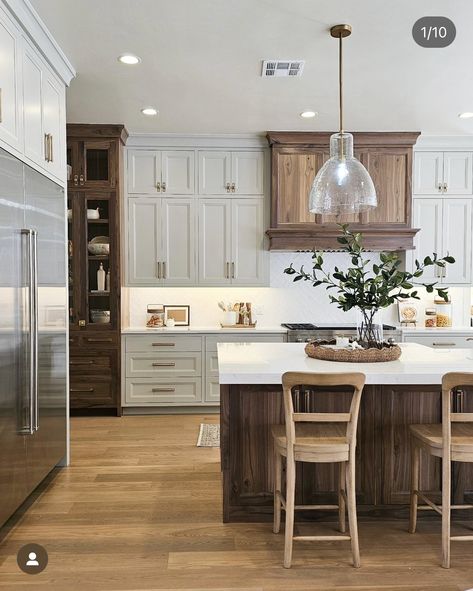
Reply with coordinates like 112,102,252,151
339,34,344,159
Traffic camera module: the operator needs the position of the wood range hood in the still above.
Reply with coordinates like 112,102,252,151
266,131,421,251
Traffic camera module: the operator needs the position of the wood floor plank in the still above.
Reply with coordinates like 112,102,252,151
0,413,472,590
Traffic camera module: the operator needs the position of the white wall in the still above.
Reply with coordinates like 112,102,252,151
124,253,470,328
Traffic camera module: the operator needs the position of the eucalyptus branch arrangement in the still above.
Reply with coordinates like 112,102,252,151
284,225,455,348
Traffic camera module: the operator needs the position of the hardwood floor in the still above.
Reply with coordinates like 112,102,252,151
0,414,473,590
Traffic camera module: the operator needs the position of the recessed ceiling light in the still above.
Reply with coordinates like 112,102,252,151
459,112,473,119
118,54,141,65
300,110,317,118
141,107,158,116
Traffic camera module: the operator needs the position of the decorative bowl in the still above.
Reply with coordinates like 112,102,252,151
87,208,100,220
88,236,110,255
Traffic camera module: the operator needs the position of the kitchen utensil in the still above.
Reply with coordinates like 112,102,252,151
87,208,100,220
88,236,110,255
218,301,227,312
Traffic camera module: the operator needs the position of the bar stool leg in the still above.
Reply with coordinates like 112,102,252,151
273,449,282,534
409,443,420,534
346,457,361,568
441,454,451,569
283,454,296,568
338,461,346,534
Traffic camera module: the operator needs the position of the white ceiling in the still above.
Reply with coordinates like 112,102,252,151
30,0,473,135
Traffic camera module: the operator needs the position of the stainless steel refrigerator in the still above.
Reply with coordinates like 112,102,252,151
0,147,67,528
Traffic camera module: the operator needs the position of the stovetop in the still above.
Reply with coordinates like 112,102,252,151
281,323,397,331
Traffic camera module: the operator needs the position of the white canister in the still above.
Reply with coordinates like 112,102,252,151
223,311,238,325
165,318,176,327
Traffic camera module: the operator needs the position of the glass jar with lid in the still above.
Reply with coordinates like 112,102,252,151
434,297,452,327
424,308,437,328
146,304,164,328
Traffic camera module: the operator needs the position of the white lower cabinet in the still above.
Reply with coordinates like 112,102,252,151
122,332,286,408
128,197,196,285
403,334,473,348
408,197,472,285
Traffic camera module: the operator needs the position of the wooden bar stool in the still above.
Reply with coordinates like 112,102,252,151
272,371,365,569
409,372,473,568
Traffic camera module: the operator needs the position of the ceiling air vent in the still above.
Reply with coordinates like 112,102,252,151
261,60,305,77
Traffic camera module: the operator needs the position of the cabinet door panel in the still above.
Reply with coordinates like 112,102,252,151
0,8,21,150
443,152,473,195
42,71,64,180
361,149,409,224
413,152,443,195
161,150,194,194
442,198,472,284
198,151,230,194
232,151,264,194
409,198,442,283
23,46,44,164
161,198,196,284
198,199,231,284
128,150,160,193
231,199,265,285
128,198,161,284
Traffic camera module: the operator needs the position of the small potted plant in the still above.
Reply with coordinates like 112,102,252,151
284,225,454,355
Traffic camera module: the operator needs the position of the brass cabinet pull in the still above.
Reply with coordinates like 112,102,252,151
466,338,473,342
49,134,53,162
70,360,94,365
225,262,230,279
225,182,230,193
432,342,456,346
73,174,79,186
443,182,448,192
152,342,175,347
86,338,113,343
44,134,49,162
156,261,161,279
70,387,94,393
231,182,236,192
79,174,85,186
161,181,166,192
152,387,175,392
152,362,176,367
156,181,161,191
231,261,235,279
162,261,166,279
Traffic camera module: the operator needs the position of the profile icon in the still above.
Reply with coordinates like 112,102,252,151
17,544,48,574
26,552,39,566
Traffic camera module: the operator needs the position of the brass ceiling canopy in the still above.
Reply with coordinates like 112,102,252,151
330,24,352,39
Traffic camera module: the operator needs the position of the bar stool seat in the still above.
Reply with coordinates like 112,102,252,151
271,423,349,459
410,423,473,458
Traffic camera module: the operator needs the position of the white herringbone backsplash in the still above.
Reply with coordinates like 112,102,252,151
124,252,469,328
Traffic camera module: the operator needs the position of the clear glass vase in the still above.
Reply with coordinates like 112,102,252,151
356,308,383,348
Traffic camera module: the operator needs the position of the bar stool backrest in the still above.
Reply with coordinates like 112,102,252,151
442,372,473,461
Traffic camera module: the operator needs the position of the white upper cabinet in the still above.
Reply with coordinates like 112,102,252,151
409,197,471,285
42,70,65,180
128,198,160,284
22,44,43,164
198,199,231,285
161,198,196,284
231,199,265,284
231,151,264,195
128,150,194,194
414,151,473,195
0,6,22,151
198,150,264,195
443,152,473,195
198,151,231,194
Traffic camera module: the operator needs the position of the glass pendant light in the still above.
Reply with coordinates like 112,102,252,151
309,24,377,215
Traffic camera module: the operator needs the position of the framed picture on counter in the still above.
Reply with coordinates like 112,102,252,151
164,305,190,326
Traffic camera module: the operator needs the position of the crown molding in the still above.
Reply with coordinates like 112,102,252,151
415,135,473,151
3,0,75,85
126,133,268,149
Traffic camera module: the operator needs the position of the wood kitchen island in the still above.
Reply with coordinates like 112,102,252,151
218,342,473,523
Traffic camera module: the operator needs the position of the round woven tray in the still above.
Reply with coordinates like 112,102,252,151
305,340,402,363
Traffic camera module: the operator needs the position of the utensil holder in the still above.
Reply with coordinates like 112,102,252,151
223,311,237,325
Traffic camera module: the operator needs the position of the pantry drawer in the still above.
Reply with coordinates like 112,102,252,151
125,352,202,378
126,335,202,353
80,333,119,349
404,335,473,348
125,378,202,405
70,355,112,376
205,333,286,352
70,379,115,408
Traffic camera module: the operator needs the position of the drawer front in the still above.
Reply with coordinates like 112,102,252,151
126,335,202,353
206,352,219,377
205,378,220,403
70,355,112,375
404,335,473,348
126,352,202,378
79,333,119,349
205,333,286,352
70,379,115,408
125,378,202,405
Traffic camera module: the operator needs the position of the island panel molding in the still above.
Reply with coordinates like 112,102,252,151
266,131,420,251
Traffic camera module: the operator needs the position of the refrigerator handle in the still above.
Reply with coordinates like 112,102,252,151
32,229,39,432
21,229,35,435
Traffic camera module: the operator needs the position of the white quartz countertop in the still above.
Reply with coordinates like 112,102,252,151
217,342,473,385
401,326,473,335
122,326,288,335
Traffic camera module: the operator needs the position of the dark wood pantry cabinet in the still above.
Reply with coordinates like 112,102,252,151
67,124,128,414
